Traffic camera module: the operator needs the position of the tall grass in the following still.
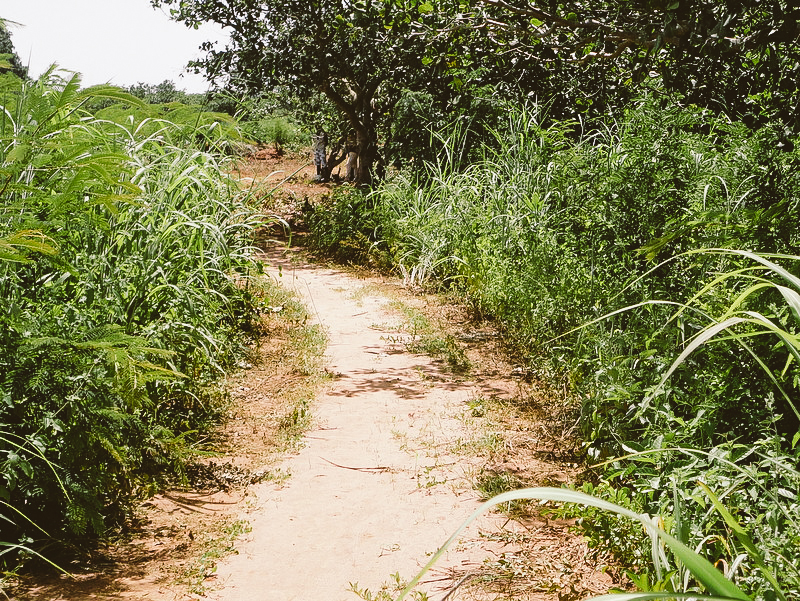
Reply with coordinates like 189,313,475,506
1,68,267,565
306,95,800,598
397,487,756,601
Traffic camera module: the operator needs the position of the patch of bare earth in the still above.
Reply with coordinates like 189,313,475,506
6,154,618,601
230,149,333,222
340,286,618,601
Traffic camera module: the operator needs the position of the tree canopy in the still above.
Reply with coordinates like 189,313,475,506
455,0,800,129
154,0,799,182
153,0,471,183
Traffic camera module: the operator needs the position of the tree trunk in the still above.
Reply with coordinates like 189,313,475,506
355,129,375,186
318,138,346,182
320,83,379,185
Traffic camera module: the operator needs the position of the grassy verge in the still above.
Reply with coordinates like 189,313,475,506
174,518,252,596
0,69,272,569
124,275,328,598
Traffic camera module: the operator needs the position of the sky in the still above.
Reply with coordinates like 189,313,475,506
3,0,229,93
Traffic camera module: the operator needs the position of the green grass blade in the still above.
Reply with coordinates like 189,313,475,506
394,488,749,601
697,482,786,601
644,316,748,403
774,284,800,323
0,542,70,575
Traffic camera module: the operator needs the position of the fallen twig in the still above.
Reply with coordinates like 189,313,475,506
319,456,391,473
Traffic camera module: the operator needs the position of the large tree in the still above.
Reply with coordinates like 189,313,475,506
456,0,800,130
153,0,467,184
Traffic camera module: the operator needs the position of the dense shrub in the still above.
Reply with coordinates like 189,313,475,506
1,69,264,562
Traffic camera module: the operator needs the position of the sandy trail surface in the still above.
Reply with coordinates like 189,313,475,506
207,247,512,601
9,160,613,601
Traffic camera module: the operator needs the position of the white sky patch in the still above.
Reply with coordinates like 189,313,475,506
3,0,229,93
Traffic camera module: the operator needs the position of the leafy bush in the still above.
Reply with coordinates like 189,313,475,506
224,93,308,151
1,67,265,564
303,186,394,270
93,100,240,153
303,95,800,597
242,115,305,151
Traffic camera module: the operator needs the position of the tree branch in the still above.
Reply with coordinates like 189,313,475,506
476,0,687,59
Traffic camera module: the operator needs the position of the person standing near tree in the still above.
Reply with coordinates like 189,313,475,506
312,127,328,182
344,130,358,183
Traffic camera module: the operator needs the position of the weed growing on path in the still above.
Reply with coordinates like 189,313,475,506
174,518,252,595
349,572,429,601
387,301,471,373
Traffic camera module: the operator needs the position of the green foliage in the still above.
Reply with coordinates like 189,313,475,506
304,186,394,268
219,89,311,150
0,19,27,80
126,80,196,105
448,0,800,132
566,439,800,599
397,487,754,601
152,0,521,182
241,113,305,151
305,95,800,598
93,99,240,153
148,0,799,183
386,84,509,169
0,67,268,566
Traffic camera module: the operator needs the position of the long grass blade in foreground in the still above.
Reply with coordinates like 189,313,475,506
394,488,750,601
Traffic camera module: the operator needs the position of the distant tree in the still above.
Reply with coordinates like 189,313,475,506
0,19,28,79
151,0,471,184
127,80,188,105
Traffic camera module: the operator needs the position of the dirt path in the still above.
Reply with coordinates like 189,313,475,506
12,240,611,601
10,159,613,601
207,246,515,600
